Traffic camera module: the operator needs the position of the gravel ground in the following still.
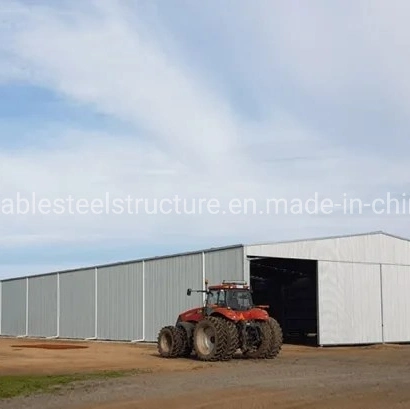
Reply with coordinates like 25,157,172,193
2,343,410,409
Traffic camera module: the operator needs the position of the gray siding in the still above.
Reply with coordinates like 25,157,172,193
59,269,95,339
0,246,245,341
27,274,58,337
204,247,245,285
1,279,27,336
0,232,407,345
318,261,383,345
381,265,410,343
97,262,144,341
145,254,203,342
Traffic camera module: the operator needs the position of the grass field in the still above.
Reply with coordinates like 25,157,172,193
0,370,148,399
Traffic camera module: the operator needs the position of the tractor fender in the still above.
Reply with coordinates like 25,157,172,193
211,308,241,322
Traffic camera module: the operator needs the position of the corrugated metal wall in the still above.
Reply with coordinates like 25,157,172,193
97,263,144,341
27,274,58,337
204,247,245,284
1,239,410,345
1,279,27,336
0,246,244,341
318,261,383,345
145,253,203,342
59,269,95,339
381,264,410,343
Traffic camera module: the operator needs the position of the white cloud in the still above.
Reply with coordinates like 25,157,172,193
2,1,243,173
237,0,410,113
0,0,409,265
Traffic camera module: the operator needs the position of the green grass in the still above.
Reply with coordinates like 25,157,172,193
0,369,148,400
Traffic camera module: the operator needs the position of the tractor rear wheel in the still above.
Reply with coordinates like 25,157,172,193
265,317,283,359
157,325,184,358
242,321,271,359
193,316,228,361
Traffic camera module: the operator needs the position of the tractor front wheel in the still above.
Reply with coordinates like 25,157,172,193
157,325,184,358
193,317,228,361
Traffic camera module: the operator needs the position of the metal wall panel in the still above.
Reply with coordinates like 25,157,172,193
59,269,95,339
1,279,27,336
27,274,58,337
204,247,244,285
97,262,144,341
246,232,410,265
145,253,203,342
381,265,410,343
318,261,383,345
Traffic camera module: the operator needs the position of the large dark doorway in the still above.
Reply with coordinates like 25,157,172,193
249,257,318,346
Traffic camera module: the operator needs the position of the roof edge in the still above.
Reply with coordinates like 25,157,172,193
244,230,410,248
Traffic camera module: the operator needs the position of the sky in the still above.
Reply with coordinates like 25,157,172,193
1,0,410,279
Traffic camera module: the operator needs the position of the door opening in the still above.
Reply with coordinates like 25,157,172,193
249,256,318,346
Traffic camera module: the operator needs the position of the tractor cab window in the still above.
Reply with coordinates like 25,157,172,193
206,290,218,305
206,289,226,306
226,290,253,310
206,289,253,310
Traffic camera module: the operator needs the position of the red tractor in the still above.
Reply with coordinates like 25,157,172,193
157,280,283,361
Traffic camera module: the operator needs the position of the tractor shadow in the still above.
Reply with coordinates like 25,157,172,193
148,350,280,362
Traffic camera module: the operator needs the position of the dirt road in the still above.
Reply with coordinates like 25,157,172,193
1,337,410,409
0,337,206,375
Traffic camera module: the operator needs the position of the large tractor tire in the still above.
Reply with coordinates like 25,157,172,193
157,325,184,358
193,316,228,361
177,322,195,357
242,321,272,359
265,317,283,359
221,320,239,361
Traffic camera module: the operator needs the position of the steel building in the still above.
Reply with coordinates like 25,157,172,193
1,231,410,346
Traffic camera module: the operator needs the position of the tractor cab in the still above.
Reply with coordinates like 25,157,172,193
206,281,253,311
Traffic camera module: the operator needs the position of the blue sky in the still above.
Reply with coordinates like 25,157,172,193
1,0,410,279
